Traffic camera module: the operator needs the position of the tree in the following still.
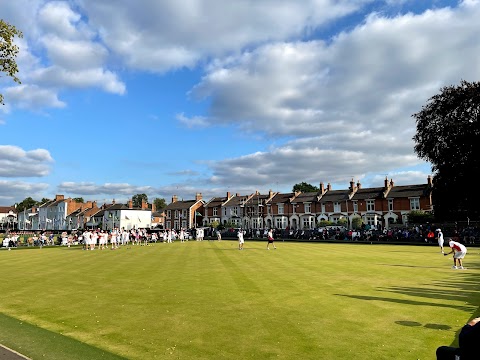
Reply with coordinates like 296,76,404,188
292,182,319,193
1,19,23,105
351,216,363,230
412,80,480,221
73,197,84,203
15,197,38,212
407,210,434,224
132,193,148,208
153,197,166,211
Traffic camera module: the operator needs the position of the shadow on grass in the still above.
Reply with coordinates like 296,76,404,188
0,313,126,360
337,263,480,348
395,321,451,330
378,263,443,269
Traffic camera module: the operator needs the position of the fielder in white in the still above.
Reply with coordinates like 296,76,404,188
444,239,467,269
436,228,444,254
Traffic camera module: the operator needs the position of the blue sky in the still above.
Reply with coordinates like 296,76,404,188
0,0,478,206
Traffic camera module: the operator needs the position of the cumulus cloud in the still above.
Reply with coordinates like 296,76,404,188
176,113,209,128
58,182,157,196
79,0,370,72
182,2,478,190
0,145,53,177
0,180,50,203
0,0,125,111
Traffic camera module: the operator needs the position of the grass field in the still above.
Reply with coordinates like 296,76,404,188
0,240,479,359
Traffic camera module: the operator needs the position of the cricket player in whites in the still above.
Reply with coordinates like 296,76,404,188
444,238,467,269
436,228,444,254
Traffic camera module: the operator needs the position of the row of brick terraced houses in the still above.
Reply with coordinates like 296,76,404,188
2,176,432,232
165,176,433,230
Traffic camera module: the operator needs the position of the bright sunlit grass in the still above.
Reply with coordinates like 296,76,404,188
0,240,479,359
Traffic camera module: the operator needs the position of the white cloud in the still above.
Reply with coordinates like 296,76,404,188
38,1,90,40
79,0,373,72
40,36,108,70
0,145,53,177
31,66,126,94
0,180,50,203
0,0,125,111
176,113,209,128
180,2,478,190
4,85,66,110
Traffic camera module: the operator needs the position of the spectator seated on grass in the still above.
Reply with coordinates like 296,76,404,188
436,317,480,359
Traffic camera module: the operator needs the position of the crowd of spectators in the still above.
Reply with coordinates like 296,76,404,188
216,224,480,244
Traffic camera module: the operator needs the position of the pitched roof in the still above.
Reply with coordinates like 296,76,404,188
225,195,249,207
0,206,16,213
347,186,385,200
204,197,228,208
164,199,202,210
318,189,350,202
268,192,294,204
386,184,431,198
292,191,318,202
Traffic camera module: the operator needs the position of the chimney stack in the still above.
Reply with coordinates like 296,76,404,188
172,195,178,203
195,193,202,201
319,182,325,193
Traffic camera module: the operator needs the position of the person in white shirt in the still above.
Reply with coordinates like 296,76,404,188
444,239,467,269
436,228,445,254
267,229,276,250
237,229,245,250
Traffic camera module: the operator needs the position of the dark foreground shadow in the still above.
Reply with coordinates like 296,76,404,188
0,313,126,360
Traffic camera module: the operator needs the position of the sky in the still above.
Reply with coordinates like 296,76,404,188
1,0,479,206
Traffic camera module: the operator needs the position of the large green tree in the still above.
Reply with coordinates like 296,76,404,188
153,197,166,211
412,80,480,221
15,197,38,212
0,19,23,105
292,182,319,193
132,193,148,208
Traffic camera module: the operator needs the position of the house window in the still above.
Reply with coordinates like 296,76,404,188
366,200,375,212
213,208,218,216
166,221,171,229
278,204,284,214
182,209,187,219
174,210,179,218
388,199,394,211
182,220,187,229
267,205,271,215
334,202,341,213
353,201,358,213
305,204,311,214
174,220,179,229
275,216,287,229
321,204,326,213
223,207,227,216
302,216,313,229
410,198,420,210
167,210,171,218
232,206,238,217
366,216,375,225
